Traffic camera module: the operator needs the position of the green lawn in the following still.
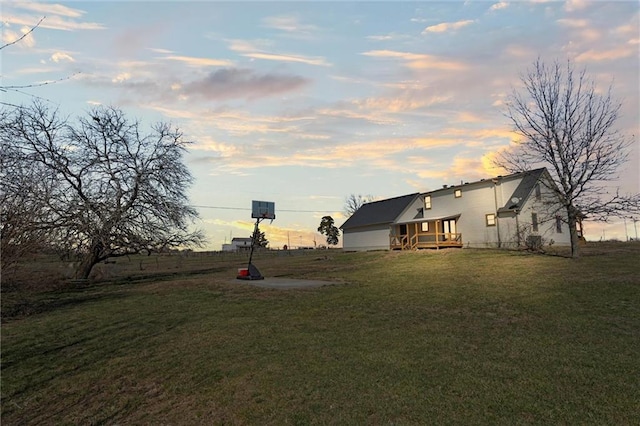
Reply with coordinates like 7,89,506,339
2,245,639,424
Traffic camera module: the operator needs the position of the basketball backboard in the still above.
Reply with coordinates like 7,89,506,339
251,200,275,220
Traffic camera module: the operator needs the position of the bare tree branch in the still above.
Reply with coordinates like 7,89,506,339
344,194,374,217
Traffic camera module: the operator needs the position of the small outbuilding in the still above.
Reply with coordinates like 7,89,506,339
222,237,253,252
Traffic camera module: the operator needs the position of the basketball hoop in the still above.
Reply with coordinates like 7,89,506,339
237,200,276,281
252,201,275,220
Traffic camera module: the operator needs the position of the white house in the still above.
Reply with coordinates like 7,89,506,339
222,237,253,252
340,168,581,251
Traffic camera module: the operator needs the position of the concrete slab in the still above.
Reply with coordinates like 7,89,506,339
232,277,340,289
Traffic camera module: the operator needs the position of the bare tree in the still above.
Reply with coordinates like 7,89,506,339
0,116,56,272
498,58,639,258
344,194,374,218
1,102,205,279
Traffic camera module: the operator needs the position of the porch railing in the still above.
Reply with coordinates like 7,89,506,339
390,235,410,250
390,232,462,250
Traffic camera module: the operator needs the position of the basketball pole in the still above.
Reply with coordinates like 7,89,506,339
247,216,263,271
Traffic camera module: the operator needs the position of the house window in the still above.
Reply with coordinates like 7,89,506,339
424,195,431,210
421,222,429,232
399,224,407,235
532,212,538,232
556,216,562,233
454,189,462,198
486,213,496,226
535,184,541,200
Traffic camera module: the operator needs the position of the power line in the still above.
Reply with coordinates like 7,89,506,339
192,205,246,211
192,205,338,214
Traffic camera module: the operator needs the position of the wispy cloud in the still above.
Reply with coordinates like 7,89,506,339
244,52,331,67
161,55,234,68
557,18,602,42
503,44,536,58
2,26,36,48
316,106,399,125
557,18,589,28
564,0,590,12
50,51,75,62
366,33,410,41
151,106,321,142
489,2,510,12
262,15,320,35
111,72,131,83
422,20,474,34
575,46,636,62
362,50,467,71
351,94,448,113
413,155,505,183
228,38,331,67
12,2,85,18
4,12,105,31
455,111,484,123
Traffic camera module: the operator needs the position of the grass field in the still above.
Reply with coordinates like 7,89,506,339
1,244,639,424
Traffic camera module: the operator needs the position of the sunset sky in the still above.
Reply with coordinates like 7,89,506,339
2,0,639,249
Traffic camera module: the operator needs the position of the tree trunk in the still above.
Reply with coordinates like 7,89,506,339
75,241,104,279
567,207,580,259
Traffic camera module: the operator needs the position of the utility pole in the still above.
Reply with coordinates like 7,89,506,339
623,217,629,241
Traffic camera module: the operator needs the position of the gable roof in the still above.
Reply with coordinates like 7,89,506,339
498,168,547,212
231,237,253,243
340,168,550,230
340,193,419,230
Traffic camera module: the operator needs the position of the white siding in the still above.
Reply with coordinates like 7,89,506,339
343,170,572,251
343,225,390,251
517,184,572,247
453,182,501,248
397,181,504,248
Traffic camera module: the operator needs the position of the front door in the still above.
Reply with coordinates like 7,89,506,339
442,219,456,240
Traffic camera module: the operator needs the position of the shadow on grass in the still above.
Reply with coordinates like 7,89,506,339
1,291,128,323
2,266,229,323
103,266,228,286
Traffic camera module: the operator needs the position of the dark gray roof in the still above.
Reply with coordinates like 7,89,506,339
497,168,547,213
340,193,419,230
341,168,549,229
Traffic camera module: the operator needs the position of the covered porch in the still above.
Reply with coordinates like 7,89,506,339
389,216,462,250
